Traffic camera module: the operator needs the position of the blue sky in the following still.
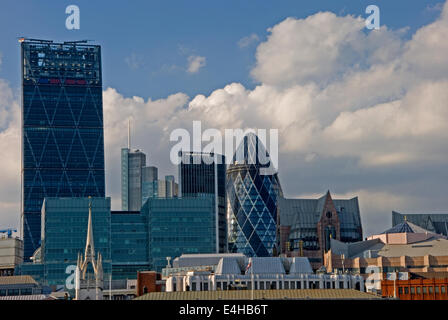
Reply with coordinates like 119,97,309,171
1,0,448,236
0,0,444,99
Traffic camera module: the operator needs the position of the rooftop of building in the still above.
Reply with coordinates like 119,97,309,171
381,220,439,235
330,236,448,259
0,275,38,286
0,294,52,301
134,289,381,300
392,211,448,237
167,254,314,276
278,191,361,231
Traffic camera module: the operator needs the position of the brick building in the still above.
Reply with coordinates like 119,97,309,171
136,271,164,296
382,272,448,300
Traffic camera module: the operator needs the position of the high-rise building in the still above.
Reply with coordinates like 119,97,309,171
226,133,283,257
141,166,158,207
143,196,217,272
21,39,105,261
121,148,146,211
179,152,227,253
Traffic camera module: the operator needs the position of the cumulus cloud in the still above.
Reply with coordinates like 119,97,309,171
238,33,260,48
186,55,206,74
0,80,21,229
2,2,448,236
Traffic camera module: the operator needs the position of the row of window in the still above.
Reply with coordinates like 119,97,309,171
0,288,34,296
186,280,350,291
399,286,447,295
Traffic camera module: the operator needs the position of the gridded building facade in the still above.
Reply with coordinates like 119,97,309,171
121,148,146,211
227,133,283,257
21,39,105,261
143,197,217,272
179,152,227,253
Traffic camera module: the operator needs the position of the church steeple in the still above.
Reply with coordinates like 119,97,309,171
84,197,96,264
75,197,104,300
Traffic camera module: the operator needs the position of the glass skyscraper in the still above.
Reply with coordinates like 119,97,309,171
179,152,227,253
21,39,105,261
121,148,146,211
226,133,282,257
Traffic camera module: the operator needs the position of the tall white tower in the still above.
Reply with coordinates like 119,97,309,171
75,197,104,300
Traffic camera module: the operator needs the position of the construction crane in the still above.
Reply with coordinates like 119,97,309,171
0,229,17,238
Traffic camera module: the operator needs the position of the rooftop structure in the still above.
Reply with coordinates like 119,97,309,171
278,191,363,269
135,289,379,300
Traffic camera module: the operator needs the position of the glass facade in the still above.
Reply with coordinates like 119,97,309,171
226,133,282,257
143,197,216,272
121,148,146,211
17,197,153,288
21,40,105,261
111,211,150,279
179,152,227,253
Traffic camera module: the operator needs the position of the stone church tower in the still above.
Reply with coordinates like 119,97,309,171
75,198,104,300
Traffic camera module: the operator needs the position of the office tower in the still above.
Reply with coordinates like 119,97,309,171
179,152,227,253
21,39,105,261
143,196,216,272
121,148,146,211
165,175,175,198
226,133,283,257
142,166,158,205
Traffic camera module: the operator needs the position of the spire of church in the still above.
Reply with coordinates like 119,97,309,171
84,197,96,264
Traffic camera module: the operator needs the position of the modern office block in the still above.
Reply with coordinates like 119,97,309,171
21,39,105,261
121,148,146,211
40,198,112,287
143,197,217,272
0,236,23,276
179,152,227,253
111,210,150,280
226,133,283,257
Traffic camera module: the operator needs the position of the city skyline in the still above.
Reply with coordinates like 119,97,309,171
1,0,448,238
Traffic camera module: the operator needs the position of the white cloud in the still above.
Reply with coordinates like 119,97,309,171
125,53,144,70
2,2,448,236
186,55,206,74
0,79,20,230
238,33,260,48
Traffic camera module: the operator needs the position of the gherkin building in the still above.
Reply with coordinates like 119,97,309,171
226,133,282,257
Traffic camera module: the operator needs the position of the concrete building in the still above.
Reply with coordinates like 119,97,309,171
278,191,363,270
0,275,44,299
162,253,365,293
0,234,23,277
324,219,448,292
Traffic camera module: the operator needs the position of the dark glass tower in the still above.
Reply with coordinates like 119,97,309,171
179,151,227,253
226,133,282,257
21,39,105,261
